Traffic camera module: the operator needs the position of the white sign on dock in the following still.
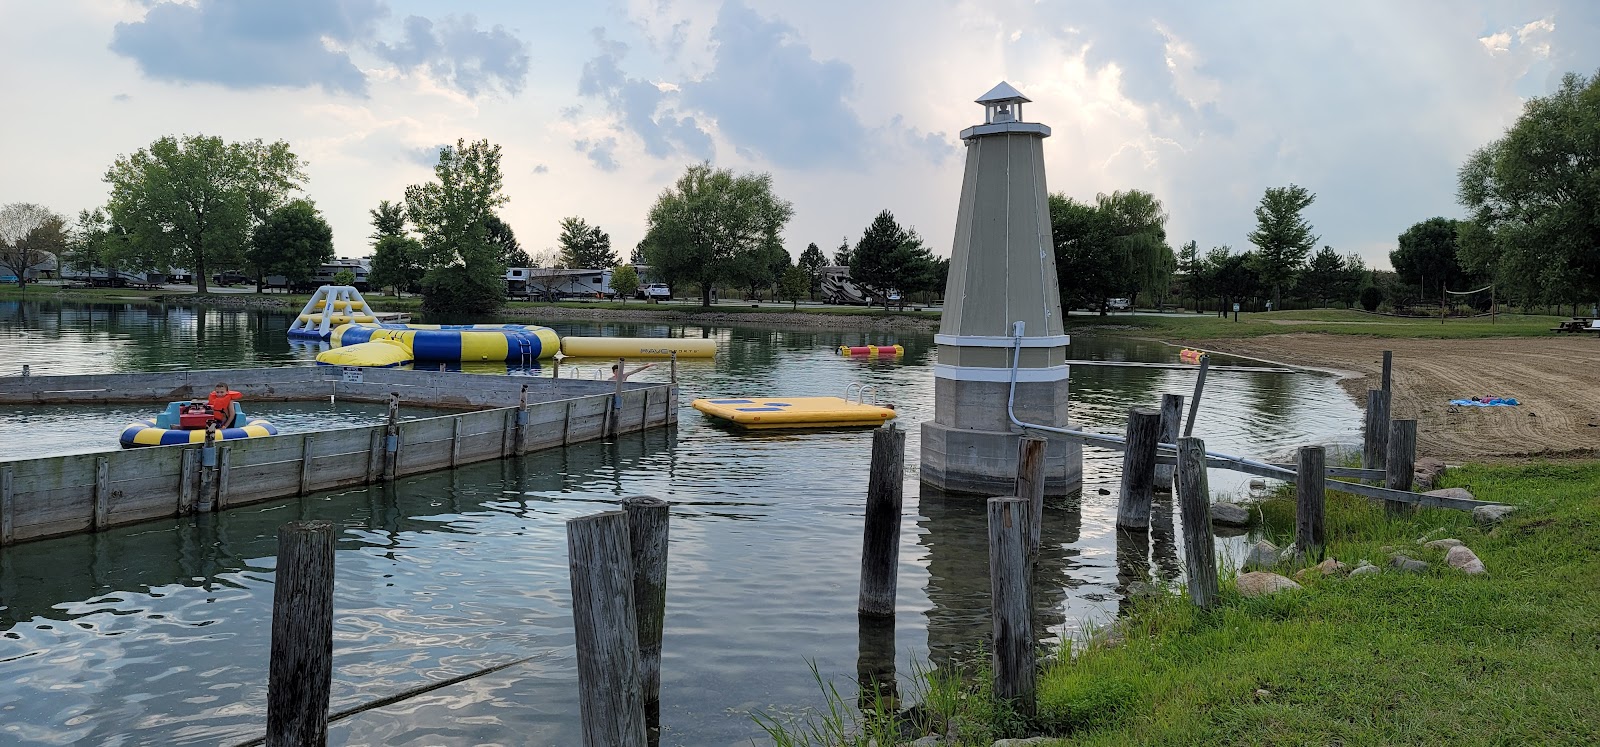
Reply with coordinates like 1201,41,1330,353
341,367,363,384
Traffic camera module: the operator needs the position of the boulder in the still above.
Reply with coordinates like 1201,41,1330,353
1237,571,1302,597
1210,501,1251,526
1389,554,1430,574
1349,564,1381,578
1473,504,1516,528
909,736,943,747
992,739,1056,747
1294,558,1348,580
1277,542,1306,565
1423,538,1465,551
1445,545,1487,575
1424,487,1477,502
1243,540,1279,571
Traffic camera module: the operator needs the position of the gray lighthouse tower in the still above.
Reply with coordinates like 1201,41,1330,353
920,82,1083,495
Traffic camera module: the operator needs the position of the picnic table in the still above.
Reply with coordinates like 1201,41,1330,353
1552,317,1598,333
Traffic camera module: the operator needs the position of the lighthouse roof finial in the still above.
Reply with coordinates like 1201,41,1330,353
976,81,1030,105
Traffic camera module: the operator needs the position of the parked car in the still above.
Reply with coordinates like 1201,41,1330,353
636,283,672,300
1107,297,1132,311
212,271,253,286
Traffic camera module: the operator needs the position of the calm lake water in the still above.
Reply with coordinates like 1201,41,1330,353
0,300,1361,746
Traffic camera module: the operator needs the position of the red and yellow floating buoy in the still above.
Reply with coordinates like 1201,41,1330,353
1179,348,1205,364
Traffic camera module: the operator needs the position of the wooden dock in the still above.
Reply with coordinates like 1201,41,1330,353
0,366,676,547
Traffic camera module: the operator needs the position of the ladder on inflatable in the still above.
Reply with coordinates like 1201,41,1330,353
287,285,376,340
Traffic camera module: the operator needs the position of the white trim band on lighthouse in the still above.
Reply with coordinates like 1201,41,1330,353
933,363,1071,383
935,334,1071,348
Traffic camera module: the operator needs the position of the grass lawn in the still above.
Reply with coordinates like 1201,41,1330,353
1063,308,1569,340
1034,461,1600,745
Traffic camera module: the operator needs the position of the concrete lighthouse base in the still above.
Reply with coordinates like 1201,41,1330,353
918,377,1084,496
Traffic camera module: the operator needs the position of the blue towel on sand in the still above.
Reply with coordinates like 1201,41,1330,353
1449,398,1520,407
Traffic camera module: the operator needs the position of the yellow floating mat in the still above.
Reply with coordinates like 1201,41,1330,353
315,339,414,368
562,337,716,358
692,396,896,429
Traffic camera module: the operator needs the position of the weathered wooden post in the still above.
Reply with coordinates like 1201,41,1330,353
1362,389,1390,477
566,510,647,746
986,496,1035,716
1183,355,1209,437
622,496,669,724
1295,445,1326,562
266,520,336,747
1116,408,1162,529
1175,437,1218,609
198,426,219,512
1381,350,1393,394
859,424,905,617
1385,419,1418,516
552,354,562,380
1154,394,1184,490
669,351,678,384
1014,435,1047,560
513,384,529,455
383,393,400,482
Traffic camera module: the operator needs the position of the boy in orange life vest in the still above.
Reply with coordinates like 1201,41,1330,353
207,383,242,427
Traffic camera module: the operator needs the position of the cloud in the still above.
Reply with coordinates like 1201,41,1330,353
532,163,550,174
109,0,384,95
407,143,449,167
373,14,531,96
680,1,866,168
578,28,713,165
575,138,621,171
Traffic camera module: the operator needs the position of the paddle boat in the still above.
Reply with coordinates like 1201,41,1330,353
119,400,278,448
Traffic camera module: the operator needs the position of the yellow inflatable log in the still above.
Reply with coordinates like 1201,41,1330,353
315,339,414,368
692,396,895,429
561,337,716,358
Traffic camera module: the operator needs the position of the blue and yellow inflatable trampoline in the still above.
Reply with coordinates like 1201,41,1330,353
331,323,560,362
120,402,279,448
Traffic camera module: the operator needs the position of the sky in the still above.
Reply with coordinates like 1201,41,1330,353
1,0,1596,270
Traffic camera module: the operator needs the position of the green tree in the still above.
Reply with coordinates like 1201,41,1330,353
797,241,828,300
0,203,67,289
1246,184,1319,310
332,269,356,286
1204,246,1262,316
641,163,794,307
1298,245,1346,308
370,199,407,240
1391,217,1469,299
1458,70,1600,309
850,210,935,309
1099,190,1174,306
1049,191,1171,314
1177,239,1203,312
64,208,130,283
1338,252,1369,307
247,199,334,290
728,233,791,300
104,135,305,293
779,265,809,309
610,264,640,303
832,239,853,267
405,138,508,315
557,216,616,268
487,215,530,268
367,200,421,296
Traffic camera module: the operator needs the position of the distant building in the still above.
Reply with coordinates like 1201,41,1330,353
506,267,615,299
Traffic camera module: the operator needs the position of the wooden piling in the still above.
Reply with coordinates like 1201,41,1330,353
622,495,669,719
1183,355,1209,438
198,431,218,513
1362,389,1391,476
266,520,336,747
218,446,232,508
1154,394,1184,491
1385,419,1418,517
986,496,1035,715
609,358,626,438
1,465,14,546
859,425,906,617
1381,350,1393,394
669,351,678,384
566,510,647,746
1295,445,1326,562
298,436,315,496
383,393,400,482
514,384,529,455
1175,437,1218,609
1116,408,1162,529
1015,435,1047,560
93,457,110,530
179,448,198,515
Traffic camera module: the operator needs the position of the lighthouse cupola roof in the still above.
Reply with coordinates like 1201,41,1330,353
961,81,1050,140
